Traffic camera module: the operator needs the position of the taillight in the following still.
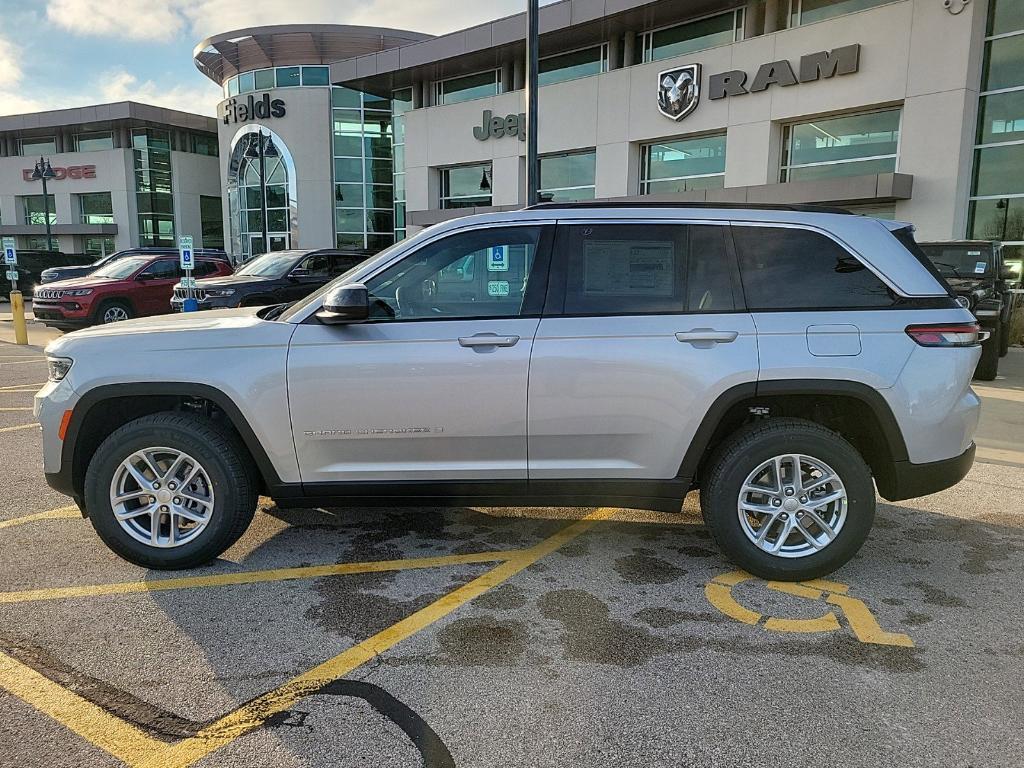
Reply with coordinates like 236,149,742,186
905,322,984,347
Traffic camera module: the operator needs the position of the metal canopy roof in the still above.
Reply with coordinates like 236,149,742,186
193,24,434,84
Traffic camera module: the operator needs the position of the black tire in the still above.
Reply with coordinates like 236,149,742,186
999,322,1010,357
975,326,1000,381
95,299,133,325
84,412,258,569
700,418,876,581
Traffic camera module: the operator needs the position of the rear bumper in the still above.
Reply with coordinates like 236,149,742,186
880,442,975,501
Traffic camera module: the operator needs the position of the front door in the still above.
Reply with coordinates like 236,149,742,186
133,258,181,315
287,224,553,484
528,221,759,480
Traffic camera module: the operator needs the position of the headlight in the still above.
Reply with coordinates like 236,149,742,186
63,289,93,297
205,288,235,297
47,357,73,382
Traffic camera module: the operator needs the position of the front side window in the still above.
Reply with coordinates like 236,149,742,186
296,253,331,277
440,164,492,209
437,70,500,105
732,226,893,309
556,223,735,315
539,151,596,202
781,109,900,182
643,10,741,62
641,134,726,193
365,226,544,321
139,260,179,280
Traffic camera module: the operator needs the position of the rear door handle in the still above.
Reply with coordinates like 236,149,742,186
675,329,739,345
458,333,520,348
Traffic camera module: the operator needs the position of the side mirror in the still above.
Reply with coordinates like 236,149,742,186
316,283,369,325
289,268,310,280
136,273,152,282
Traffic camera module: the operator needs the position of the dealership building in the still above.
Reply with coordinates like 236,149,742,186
0,102,222,256
192,0,1024,267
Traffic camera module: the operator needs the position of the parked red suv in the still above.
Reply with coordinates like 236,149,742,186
32,253,233,329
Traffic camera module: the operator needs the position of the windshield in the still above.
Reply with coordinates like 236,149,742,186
91,256,148,279
920,244,992,279
236,252,302,278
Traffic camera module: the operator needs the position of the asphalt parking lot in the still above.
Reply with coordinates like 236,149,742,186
1,340,1023,768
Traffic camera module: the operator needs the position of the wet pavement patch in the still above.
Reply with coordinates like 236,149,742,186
436,617,529,666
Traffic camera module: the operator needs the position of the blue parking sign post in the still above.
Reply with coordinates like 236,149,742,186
178,235,198,312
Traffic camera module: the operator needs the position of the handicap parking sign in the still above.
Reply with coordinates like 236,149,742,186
3,237,16,265
488,246,509,272
178,235,194,270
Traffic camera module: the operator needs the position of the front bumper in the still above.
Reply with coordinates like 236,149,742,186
880,442,976,501
31,299,91,326
35,379,82,505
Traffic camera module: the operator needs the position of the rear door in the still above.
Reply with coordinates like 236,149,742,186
527,220,758,480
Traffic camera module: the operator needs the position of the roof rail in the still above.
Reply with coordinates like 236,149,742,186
525,201,854,215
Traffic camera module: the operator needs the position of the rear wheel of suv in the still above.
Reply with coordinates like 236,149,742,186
700,418,875,581
84,412,258,569
975,326,1000,381
96,299,132,324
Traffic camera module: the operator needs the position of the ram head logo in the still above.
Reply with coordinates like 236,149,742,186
657,64,701,121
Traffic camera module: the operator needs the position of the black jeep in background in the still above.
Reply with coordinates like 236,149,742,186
1,250,94,300
920,240,1021,380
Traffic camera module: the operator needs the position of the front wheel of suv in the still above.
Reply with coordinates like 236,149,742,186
84,412,258,569
700,418,875,581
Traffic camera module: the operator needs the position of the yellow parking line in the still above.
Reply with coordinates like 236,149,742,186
0,550,525,605
137,507,615,768
0,422,36,434
826,594,914,647
0,651,165,765
0,506,79,530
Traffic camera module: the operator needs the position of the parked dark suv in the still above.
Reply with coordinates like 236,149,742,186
39,247,228,284
1,250,93,297
920,240,1020,380
170,249,368,311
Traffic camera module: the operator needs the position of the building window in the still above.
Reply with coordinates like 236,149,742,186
539,45,607,87
19,137,57,156
780,109,900,182
254,69,275,90
21,195,56,225
641,134,726,193
238,135,291,257
333,87,395,253
78,192,113,224
133,128,175,247
436,70,500,105
200,195,224,250
440,164,492,209
642,10,742,63
21,236,54,250
302,66,330,86
789,0,902,27
191,133,219,157
84,236,116,257
74,132,114,152
276,67,301,88
392,88,412,241
224,65,334,96
968,0,1024,264
539,150,596,202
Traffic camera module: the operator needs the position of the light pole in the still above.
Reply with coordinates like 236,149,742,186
29,157,56,251
525,0,539,206
995,198,1010,241
244,130,279,255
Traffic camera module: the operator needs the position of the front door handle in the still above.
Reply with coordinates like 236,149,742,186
675,329,739,345
458,333,520,348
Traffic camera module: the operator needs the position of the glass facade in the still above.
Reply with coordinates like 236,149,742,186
332,86,394,252
968,0,1024,263
200,195,224,249
84,236,116,256
392,88,412,241
538,151,597,202
19,137,56,156
78,192,113,224
224,65,330,96
643,10,742,62
781,109,900,181
226,127,297,260
191,133,219,157
440,164,492,208
21,195,56,225
539,46,607,86
789,0,895,27
132,128,175,247
436,70,500,105
74,132,114,152
641,135,727,193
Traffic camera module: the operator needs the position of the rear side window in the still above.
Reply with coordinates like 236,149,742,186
556,223,735,315
732,226,894,310
193,261,219,277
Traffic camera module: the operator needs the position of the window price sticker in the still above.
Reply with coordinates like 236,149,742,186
487,280,510,297
488,246,509,272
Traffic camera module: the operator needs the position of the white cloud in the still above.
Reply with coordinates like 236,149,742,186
0,35,50,114
95,69,221,116
46,0,188,42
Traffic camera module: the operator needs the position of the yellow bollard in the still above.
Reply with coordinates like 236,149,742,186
9,290,28,345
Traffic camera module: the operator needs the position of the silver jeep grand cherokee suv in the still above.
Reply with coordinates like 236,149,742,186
35,203,982,580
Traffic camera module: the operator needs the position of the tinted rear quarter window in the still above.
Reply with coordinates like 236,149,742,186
732,225,894,310
557,223,735,315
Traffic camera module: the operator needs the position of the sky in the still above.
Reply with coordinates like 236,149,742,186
0,0,535,118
